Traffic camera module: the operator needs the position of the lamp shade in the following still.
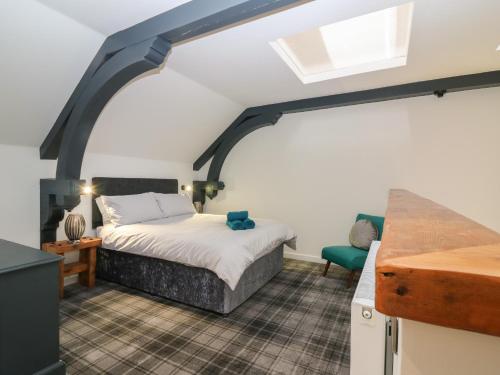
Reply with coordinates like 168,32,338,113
65,213,86,242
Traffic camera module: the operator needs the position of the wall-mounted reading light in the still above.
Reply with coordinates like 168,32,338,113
181,184,201,212
81,185,93,195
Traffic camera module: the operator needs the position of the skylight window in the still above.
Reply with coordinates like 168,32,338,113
270,3,414,84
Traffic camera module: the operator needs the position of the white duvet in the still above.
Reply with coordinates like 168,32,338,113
97,213,296,290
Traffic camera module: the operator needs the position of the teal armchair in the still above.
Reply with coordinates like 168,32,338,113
322,213,384,287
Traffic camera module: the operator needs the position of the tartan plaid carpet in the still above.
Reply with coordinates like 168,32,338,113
60,259,356,375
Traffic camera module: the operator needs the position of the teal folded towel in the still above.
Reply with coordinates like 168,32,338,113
243,218,255,229
226,220,244,230
227,211,248,222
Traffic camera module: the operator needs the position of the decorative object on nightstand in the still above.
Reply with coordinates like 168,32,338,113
194,201,203,213
62,183,93,243
64,213,86,242
42,237,102,298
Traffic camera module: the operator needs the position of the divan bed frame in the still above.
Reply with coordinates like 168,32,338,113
92,177,284,314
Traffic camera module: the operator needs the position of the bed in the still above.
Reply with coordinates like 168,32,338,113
92,177,295,314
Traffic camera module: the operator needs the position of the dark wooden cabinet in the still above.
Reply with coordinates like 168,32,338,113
0,239,65,375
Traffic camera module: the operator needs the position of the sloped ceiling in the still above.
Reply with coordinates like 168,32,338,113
37,0,500,106
1,0,499,162
0,0,243,162
0,0,104,148
169,0,500,106
38,0,192,36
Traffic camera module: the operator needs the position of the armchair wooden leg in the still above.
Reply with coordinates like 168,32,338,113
323,261,331,276
347,270,356,288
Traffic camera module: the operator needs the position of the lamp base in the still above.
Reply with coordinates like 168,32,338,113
65,213,86,242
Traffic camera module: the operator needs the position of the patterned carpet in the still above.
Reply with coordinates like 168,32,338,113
60,259,356,375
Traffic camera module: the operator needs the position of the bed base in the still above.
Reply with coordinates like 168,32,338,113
96,245,284,314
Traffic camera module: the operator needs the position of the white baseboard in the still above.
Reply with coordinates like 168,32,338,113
284,251,323,264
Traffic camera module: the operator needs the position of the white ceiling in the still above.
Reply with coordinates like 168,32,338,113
167,0,500,106
2,0,500,163
37,0,191,35
36,0,500,107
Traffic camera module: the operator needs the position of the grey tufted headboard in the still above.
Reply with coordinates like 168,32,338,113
91,177,178,228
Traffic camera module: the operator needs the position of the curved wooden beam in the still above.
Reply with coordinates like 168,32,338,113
56,36,171,180
207,112,282,183
193,110,252,171
40,0,308,161
194,70,500,200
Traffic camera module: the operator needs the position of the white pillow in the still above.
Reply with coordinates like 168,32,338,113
155,193,196,218
95,196,112,225
100,192,163,226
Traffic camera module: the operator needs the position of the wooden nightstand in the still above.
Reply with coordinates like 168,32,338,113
42,237,102,298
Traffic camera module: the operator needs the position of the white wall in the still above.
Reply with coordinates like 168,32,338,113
201,87,500,261
0,144,193,249
88,66,244,162
394,319,500,375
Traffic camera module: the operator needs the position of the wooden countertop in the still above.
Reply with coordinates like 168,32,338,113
375,190,500,336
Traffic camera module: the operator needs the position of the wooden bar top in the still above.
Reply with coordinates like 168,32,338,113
376,190,500,336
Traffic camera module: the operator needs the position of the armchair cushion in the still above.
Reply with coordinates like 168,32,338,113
356,213,385,240
349,219,378,250
321,246,368,271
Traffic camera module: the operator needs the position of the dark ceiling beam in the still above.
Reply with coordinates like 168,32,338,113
192,112,282,201
40,36,172,245
113,0,309,47
246,70,500,116
194,70,500,173
40,0,309,160
39,43,121,160
207,112,283,184
56,36,172,180
193,110,254,171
